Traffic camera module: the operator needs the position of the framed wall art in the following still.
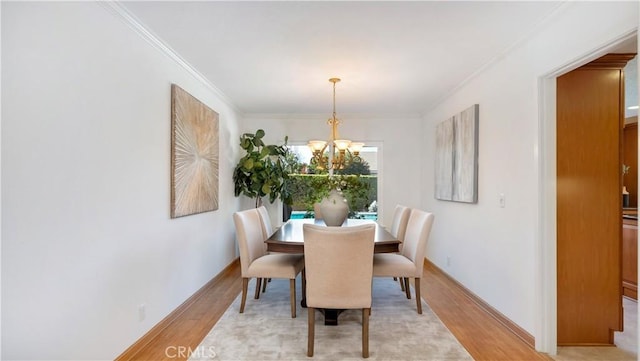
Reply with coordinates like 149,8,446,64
171,84,219,218
434,104,479,203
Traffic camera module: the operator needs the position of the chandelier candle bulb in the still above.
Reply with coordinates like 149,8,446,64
334,139,352,150
349,142,364,153
308,140,327,152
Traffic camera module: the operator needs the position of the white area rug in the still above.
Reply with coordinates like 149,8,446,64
190,277,473,360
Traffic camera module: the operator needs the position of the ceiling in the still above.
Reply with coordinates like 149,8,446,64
121,1,631,116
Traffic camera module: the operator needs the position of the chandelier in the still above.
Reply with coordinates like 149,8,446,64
308,78,364,172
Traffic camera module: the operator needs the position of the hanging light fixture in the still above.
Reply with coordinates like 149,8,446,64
308,78,364,172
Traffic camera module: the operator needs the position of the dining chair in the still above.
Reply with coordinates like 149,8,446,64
256,205,274,293
256,205,275,239
303,223,376,358
389,205,411,291
373,209,434,314
233,208,305,318
390,205,411,246
313,203,323,220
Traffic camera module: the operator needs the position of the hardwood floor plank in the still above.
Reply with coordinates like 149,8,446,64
422,261,552,361
118,257,552,361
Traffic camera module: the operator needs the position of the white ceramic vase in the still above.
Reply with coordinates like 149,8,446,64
319,189,349,226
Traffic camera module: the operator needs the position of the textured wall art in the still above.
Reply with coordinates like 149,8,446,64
171,84,219,218
434,104,479,203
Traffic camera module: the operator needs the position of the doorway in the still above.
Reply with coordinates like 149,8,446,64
537,32,638,354
556,53,631,345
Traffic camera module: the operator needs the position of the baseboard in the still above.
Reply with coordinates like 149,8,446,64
115,258,240,361
425,259,536,348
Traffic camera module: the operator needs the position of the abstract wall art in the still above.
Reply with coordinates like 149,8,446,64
434,104,479,203
171,84,219,218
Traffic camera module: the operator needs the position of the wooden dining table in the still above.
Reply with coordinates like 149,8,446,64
266,218,400,325
266,218,400,254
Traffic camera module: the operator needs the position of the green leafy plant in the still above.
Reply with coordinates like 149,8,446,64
233,129,293,208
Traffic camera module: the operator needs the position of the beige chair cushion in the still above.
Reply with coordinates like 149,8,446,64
371,253,416,277
245,253,305,279
303,223,375,309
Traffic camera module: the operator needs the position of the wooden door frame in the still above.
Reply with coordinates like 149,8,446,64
536,30,637,355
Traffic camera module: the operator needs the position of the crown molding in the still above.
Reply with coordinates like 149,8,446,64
99,1,242,115
424,1,570,114
243,112,422,120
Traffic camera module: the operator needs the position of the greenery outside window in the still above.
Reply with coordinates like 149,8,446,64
285,145,378,220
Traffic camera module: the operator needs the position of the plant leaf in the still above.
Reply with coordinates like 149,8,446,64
243,158,254,170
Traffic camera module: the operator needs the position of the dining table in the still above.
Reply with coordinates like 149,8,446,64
266,218,400,325
266,218,400,254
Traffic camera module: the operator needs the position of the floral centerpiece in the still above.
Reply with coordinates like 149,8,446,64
326,175,348,198
314,174,370,225
325,174,367,195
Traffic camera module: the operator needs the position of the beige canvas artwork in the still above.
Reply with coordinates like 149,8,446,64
171,84,219,218
435,117,454,200
435,104,479,203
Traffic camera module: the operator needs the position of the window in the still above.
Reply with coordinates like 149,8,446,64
285,145,379,220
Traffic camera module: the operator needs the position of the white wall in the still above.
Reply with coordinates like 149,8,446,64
242,114,423,227
421,0,638,347
2,2,241,359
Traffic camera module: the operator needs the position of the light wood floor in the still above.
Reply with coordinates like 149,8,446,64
120,258,553,361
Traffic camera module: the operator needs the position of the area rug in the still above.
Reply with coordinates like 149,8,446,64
189,277,473,361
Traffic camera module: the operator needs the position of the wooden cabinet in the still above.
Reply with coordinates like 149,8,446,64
622,217,637,300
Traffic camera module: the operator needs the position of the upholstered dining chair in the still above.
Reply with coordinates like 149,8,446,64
233,208,305,318
388,205,411,291
313,203,323,220
373,209,434,314
303,223,376,358
256,205,274,293
390,205,411,247
256,205,274,240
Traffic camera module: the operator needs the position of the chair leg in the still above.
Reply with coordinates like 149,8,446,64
308,307,315,357
240,278,249,313
254,278,262,299
399,277,405,292
404,278,411,299
262,278,268,293
290,278,297,318
414,278,422,314
362,308,370,358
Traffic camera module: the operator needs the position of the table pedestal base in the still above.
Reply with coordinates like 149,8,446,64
319,308,344,325
301,298,344,325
